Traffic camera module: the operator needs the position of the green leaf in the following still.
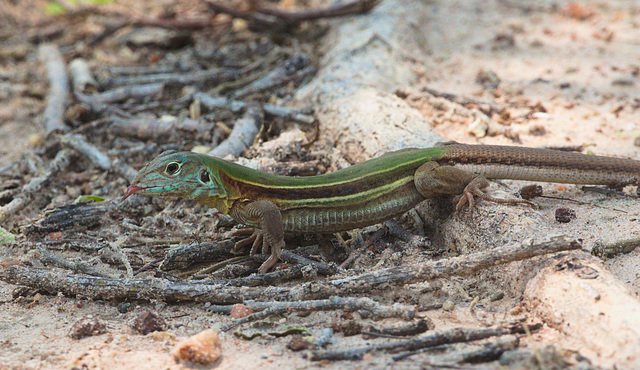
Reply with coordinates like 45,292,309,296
74,195,105,204
45,1,66,15
0,227,16,245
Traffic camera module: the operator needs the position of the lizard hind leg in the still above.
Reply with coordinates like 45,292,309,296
413,161,477,199
413,161,532,213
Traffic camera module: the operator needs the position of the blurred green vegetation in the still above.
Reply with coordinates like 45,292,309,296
46,0,116,15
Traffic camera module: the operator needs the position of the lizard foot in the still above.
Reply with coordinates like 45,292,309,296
231,228,283,273
456,177,534,213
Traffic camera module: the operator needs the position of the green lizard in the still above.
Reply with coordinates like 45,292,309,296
124,144,640,272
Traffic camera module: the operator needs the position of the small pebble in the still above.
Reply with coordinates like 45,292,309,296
230,304,254,319
132,310,166,335
69,317,107,339
555,208,577,223
442,300,455,312
172,330,222,365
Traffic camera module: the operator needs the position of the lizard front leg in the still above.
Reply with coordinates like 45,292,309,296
413,162,532,211
230,200,285,273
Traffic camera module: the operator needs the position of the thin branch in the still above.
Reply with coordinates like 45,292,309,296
76,83,164,108
61,134,111,171
0,236,579,303
220,297,416,331
231,55,315,99
159,240,236,271
38,44,70,133
69,58,98,94
327,236,581,291
109,117,214,142
60,134,137,182
339,227,386,269
208,102,263,158
0,150,72,221
279,250,337,276
311,322,536,361
37,248,111,278
195,92,315,125
102,68,238,89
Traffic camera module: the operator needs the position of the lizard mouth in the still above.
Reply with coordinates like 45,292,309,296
123,185,144,200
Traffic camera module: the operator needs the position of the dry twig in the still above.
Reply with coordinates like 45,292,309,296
0,150,72,221
208,102,264,158
231,55,315,99
61,134,111,171
311,322,535,361
0,236,579,303
195,92,315,125
37,248,110,278
69,58,98,94
38,44,70,133
339,227,386,269
327,236,580,291
220,296,416,331
102,68,238,88
76,83,164,109
109,117,214,141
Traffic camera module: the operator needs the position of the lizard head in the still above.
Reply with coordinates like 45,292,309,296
124,150,230,210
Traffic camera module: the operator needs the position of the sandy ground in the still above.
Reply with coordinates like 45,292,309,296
2,0,640,369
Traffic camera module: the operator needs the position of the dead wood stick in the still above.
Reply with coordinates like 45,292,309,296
131,17,216,30
384,219,432,249
24,202,114,236
197,266,304,286
208,102,263,158
194,92,315,124
76,83,164,107
421,86,504,114
0,265,266,303
392,334,519,363
0,150,71,221
0,237,579,303
37,248,110,278
109,117,214,141
592,236,640,259
69,58,98,94
102,68,238,88
327,236,581,291
60,134,136,182
61,134,111,170
231,55,314,99
311,322,533,361
107,65,190,76
278,250,337,276
0,166,14,176
159,240,236,271
339,227,386,269
363,319,431,338
220,297,416,331
38,44,70,133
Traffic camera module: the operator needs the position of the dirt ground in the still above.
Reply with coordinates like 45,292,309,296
1,0,640,369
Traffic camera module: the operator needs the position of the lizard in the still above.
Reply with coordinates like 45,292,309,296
123,143,640,273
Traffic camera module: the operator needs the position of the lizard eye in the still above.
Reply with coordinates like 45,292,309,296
165,162,180,175
199,169,211,183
